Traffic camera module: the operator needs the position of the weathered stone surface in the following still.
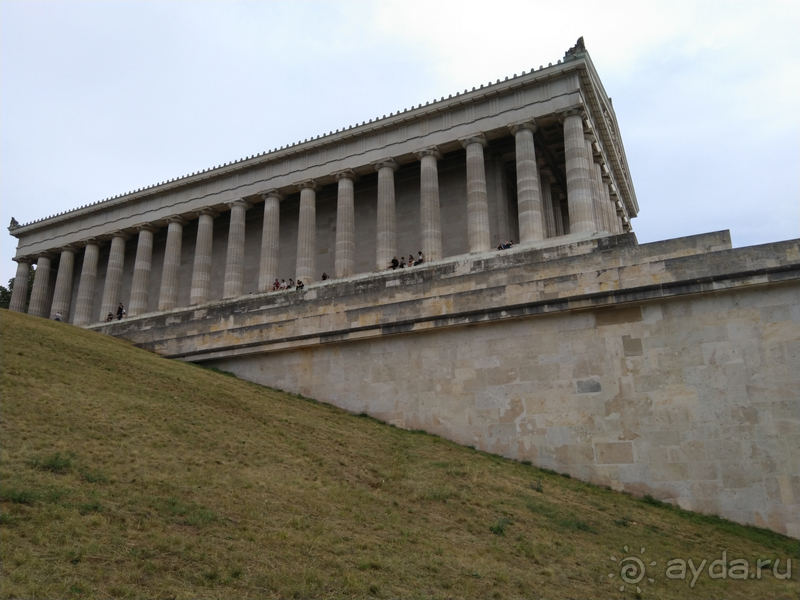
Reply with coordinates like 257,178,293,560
89,232,800,537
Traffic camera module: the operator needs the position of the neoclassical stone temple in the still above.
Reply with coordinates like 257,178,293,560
8,40,800,538
8,38,635,322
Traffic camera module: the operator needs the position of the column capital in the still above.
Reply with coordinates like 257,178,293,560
372,158,399,172
415,147,441,160
296,179,319,192
12,255,32,264
166,215,188,226
33,251,56,261
107,230,132,241
460,133,488,148
226,199,252,210
261,190,284,202
135,223,159,233
508,121,537,135
195,207,219,218
75,237,101,248
58,245,78,254
558,108,586,123
333,169,359,182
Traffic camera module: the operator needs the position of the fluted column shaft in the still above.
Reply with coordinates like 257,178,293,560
417,148,442,261
129,227,156,316
562,111,595,233
100,234,128,320
257,195,281,292
601,178,616,234
190,211,216,304
223,200,251,299
9,259,31,313
540,172,557,238
73,242,100,326
334,172,356,278
609,189,623,234
50,247,75,320
461,136,491,252
586,139,604,230
553,196,565,236
28,255,52,318
158,218,185,311
375,160,399,270
296,182,317,282
511,124,544,242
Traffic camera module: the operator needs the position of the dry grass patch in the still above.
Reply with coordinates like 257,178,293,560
1,309,798,599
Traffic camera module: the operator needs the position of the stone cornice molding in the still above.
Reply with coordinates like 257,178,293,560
508,122,537,135
226,199,252,210
459,133,488,148
333,169,359,182
415,147,442,160
260,191,284,203
296,180,319,192
372,158,399,172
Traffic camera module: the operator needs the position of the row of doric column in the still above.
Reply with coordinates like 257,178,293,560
9,113,627,324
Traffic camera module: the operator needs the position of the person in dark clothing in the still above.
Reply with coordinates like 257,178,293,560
390,256,399,270
322,272,329,280
296,280,304,290
117,303,125,320
414,251,424,266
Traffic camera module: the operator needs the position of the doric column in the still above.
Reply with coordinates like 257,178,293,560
50,247,76,321
73,241,101,326
9,258,31,313
334,170,357,278
553,194,566,236
415,148,443,261
539,170,557,238
295,181,318,282
374,159,399,271
99,232,129,321
609,185,623,234
28,254,53,318
460,135,491,252
560,110,595,233
510,123,544,242
223,199,251,299
190,209,216,304
190,209,217,304
586,138,604,230
600,168,617,234
158,216,186,311
129,225,158,316
258,193,281,293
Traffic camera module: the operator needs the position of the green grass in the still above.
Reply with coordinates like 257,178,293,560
1,308,798,599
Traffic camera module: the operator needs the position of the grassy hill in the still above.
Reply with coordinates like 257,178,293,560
1,308,797,599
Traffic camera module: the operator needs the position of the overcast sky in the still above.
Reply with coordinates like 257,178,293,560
2,0,798,286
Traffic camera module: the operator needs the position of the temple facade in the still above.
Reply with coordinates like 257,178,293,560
10,41,797,538
8,38,636,323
